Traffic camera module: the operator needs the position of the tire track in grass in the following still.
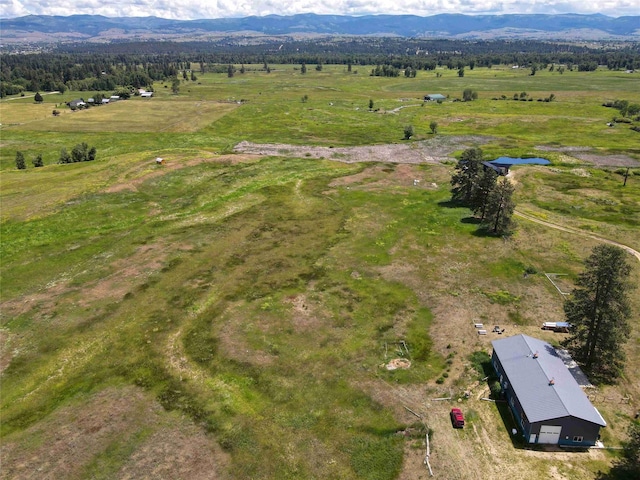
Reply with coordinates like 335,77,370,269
514,210,640,263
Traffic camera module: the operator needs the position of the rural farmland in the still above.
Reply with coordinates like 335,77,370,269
1,61,639,480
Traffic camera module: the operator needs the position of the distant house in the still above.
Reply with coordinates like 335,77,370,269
67,98,86,109
140,92,153,98
424,94,446,101
110,95,121,101
101,99,110,104
87,98,95,104
492,334,606,447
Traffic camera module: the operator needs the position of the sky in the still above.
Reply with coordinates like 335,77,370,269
1,0,637,20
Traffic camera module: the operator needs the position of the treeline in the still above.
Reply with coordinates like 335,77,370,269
55,37,640,70
1,38,639,97
14,142,97,169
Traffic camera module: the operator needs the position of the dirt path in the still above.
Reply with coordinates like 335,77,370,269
234,136,492,164
514,210,640,262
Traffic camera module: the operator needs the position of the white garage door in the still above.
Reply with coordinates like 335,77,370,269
538,425,562,444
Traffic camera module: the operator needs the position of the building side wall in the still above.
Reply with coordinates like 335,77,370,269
491,351,532,439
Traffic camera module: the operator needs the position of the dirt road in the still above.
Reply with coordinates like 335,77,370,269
515,210,640,263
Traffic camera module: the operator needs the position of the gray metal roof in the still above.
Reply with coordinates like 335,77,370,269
492,334,606,426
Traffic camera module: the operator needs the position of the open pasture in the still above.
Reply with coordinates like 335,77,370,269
1,64,639,480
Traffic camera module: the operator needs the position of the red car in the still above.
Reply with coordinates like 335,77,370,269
450,408,465,428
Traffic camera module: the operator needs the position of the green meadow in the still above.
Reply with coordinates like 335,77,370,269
1,65,639,479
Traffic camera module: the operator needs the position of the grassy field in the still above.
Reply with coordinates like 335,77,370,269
1,65,639,480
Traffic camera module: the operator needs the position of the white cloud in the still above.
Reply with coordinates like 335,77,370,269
1,0,637,19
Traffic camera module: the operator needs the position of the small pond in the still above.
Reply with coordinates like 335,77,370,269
489,157,550,166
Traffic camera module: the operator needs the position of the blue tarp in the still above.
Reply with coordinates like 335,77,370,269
489,157,550,166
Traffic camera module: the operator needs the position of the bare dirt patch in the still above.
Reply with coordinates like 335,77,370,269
572,152,639,167
234,135,492,164
214,303,276,368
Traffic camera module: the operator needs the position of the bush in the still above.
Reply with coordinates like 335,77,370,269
468,351,493,378
403,125,414,140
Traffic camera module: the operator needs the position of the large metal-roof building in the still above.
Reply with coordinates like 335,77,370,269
491,334,606,446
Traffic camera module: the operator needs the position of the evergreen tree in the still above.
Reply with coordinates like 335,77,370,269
59,148,71,164
481,177,516,235
34,92,43,103
562,244,633,383
600,421,640,479
300,63,307,74
470,168,498,221
227,64,235,78
429,121,438,134
450,147,483,204
15,151,26,170
33,153,44,167
171,77,180,94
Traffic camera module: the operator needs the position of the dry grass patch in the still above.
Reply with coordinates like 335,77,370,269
0,386,230,480
10,100,239,133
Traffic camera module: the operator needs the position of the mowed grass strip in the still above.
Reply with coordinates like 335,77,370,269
1,98,239,133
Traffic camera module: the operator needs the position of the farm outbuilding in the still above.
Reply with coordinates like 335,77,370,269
491,334,606,447
424,94,446,101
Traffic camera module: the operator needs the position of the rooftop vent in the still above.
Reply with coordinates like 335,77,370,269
533,351,539,359
549,378,555,386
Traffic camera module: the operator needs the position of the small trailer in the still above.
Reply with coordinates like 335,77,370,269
541,322,571,333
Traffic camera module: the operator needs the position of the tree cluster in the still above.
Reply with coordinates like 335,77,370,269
15,151,44,169
603,99,640,119
58,143,97,164
450,148,516,236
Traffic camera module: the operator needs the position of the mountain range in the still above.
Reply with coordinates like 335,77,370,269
2,13,639,43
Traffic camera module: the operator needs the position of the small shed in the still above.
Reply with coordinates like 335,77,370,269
491,334,605,447
424,94,446,101
67,99,86,109
140,92,153,98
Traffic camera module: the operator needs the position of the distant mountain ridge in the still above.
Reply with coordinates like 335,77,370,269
2,13,640,42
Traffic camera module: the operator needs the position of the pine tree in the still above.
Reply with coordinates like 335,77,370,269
470,168,498,221
562,244,633,383
34,92,43,103
33,154,44,167
15,151,26,170
450,148,483,204
481,177,515,235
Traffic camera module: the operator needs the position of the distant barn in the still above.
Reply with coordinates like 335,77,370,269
424,94,446,101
